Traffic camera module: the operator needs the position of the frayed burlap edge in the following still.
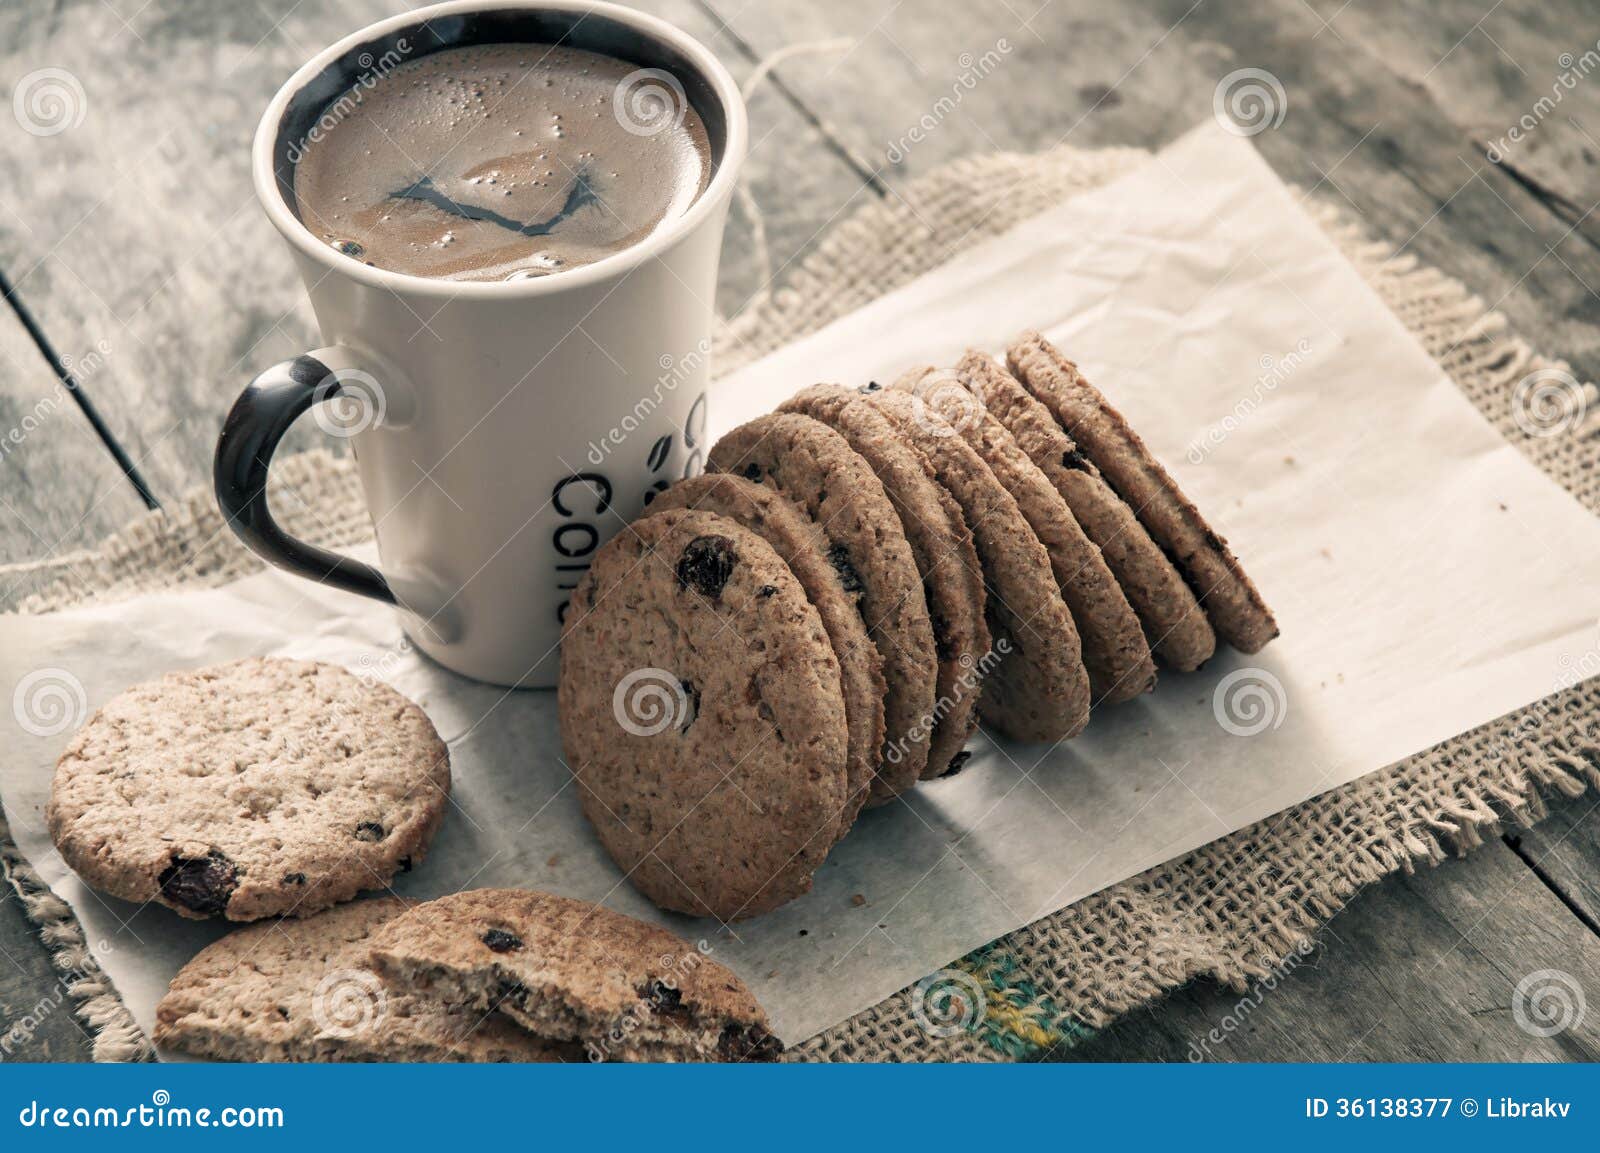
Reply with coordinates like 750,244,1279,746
0,812,153,1061
3,142,1596,1062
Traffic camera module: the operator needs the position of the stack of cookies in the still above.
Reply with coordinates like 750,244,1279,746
560,332,1277,922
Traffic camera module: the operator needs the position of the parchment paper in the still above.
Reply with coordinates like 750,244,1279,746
5,122,1600,1048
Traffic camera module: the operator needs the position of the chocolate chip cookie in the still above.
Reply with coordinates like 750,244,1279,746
1007,332,1278,653
47,658,450,921
959,350,1217,672
778,385,989,779
560,508,849,920
863,387,1090,743
708,413,938,797
645,473,885,833
367,888,780,1062
155,897,573,1062
895,366,1155,705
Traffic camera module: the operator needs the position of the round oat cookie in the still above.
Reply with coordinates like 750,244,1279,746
366,888,780,1061
864,387,1091,743
895,366,1155,705
958,351,1216,672
645,473,885,834
47,658,450,922
155,897,574,1062
779,385,989,779
1007,332,1278,653
559,508,849,920
708,413,937,797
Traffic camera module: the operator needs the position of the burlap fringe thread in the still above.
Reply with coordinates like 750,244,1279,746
3,142,1596,1063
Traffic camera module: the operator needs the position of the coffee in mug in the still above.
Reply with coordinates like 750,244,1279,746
218,1,747,688
291,44,713,282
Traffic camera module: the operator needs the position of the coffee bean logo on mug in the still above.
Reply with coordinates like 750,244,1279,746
215,1,747,687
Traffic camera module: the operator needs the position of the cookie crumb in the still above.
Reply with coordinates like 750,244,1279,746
545,853,562,868
850,893,867,907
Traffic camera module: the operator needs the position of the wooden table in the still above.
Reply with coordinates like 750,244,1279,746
2,0,1597,1062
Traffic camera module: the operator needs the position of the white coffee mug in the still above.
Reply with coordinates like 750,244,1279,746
215,0,747,687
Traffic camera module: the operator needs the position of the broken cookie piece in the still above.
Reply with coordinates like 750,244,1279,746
155,897,575,1062
366,888,782,1062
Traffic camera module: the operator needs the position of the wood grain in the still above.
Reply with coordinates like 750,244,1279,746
703,0,1600,380
0,309,145,573
0,0,1596,1063
1062,800,1600,1062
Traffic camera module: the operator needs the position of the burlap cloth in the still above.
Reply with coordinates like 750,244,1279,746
4,143,1597,1063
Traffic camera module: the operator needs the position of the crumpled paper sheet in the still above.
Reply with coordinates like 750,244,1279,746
5,121,1599,1048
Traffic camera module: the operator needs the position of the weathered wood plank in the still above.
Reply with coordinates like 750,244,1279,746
0,883,95,1062
0,0,870,507
1306,0,1600,219
0,309,144,571
1062,801,1600,1061
703,0,1600,381
1507,794,1600,934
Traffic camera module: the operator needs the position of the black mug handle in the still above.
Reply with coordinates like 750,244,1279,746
214,352,395,605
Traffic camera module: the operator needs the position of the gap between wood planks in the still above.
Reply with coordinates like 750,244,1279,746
0,264,158,509
693,0,890,194
1503,831,1600,939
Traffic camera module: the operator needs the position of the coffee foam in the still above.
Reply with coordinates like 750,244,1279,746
292,44,712,282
